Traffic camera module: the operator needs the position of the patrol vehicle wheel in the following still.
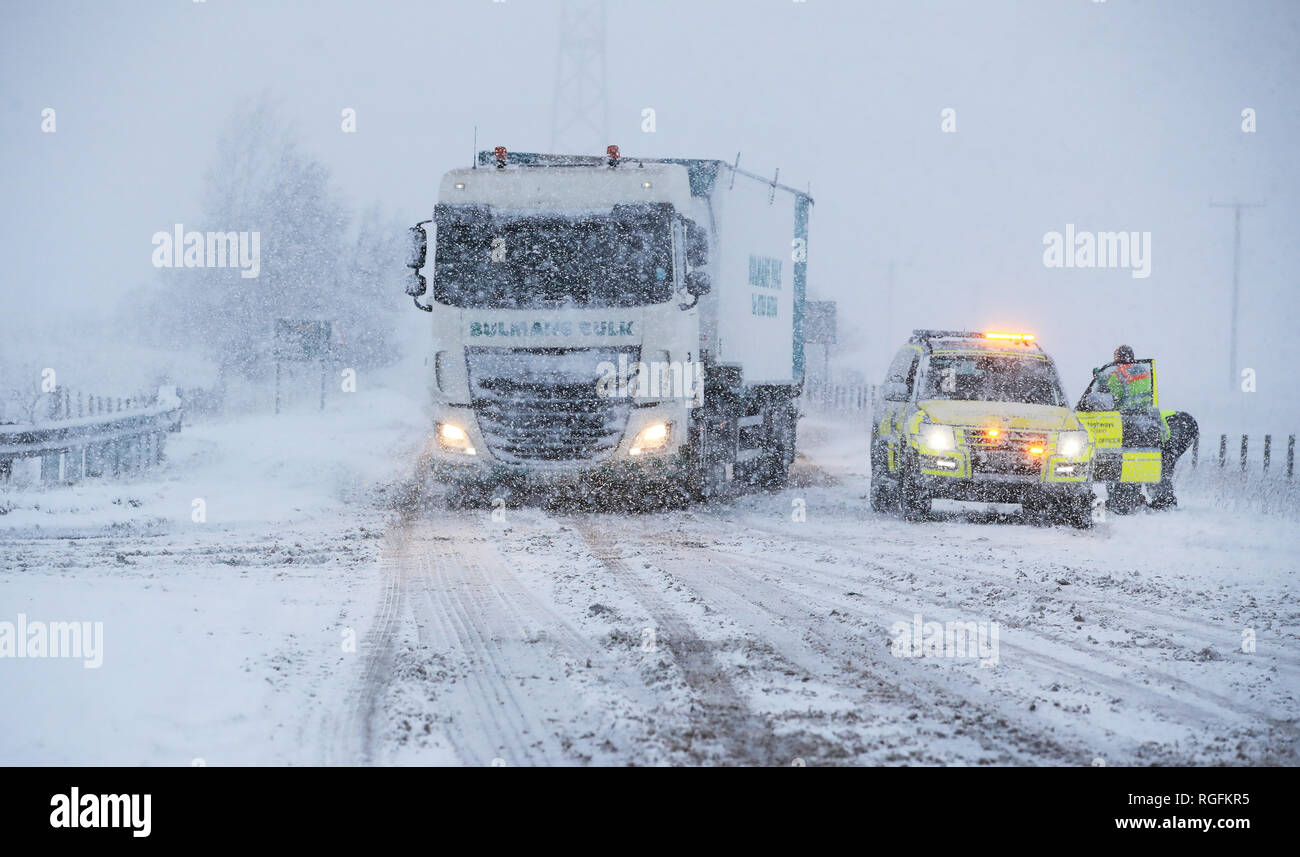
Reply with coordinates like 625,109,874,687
869,441,893,512
1053,492,1095,529
1106,482,1143,515
897,457,931,521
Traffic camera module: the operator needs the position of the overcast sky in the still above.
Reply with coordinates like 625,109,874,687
2,0,1297,426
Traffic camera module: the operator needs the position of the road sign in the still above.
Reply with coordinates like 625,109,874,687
274,320,333,361
805,301,837,344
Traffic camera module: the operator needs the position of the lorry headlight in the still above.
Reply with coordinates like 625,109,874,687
1057,430,1088,458
919,423,956,451
436,422,476,455
630,422,671,455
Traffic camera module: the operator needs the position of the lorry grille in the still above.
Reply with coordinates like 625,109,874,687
466,347,636,464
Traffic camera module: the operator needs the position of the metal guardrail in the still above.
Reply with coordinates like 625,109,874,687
0,387,183,484
803,380,874,413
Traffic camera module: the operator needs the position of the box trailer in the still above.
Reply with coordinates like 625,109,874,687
405,146,813,503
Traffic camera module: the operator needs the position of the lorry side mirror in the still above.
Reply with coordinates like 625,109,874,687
406,225,428,270
405,269,427,298
686,270,711,298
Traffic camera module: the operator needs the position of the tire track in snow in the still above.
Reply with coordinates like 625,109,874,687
322,520,405,764
407,537,563,764
570,516,808,765
724,513,1300,726
378,509,675,765
634,527,1083,764
741,513,1300,676
654,516,1297,762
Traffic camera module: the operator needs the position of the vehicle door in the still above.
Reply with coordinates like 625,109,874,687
1076,359,1161,483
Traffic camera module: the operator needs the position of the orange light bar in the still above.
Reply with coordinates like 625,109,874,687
985,332,1035,341
1028,446,1045,455
986,429,999,437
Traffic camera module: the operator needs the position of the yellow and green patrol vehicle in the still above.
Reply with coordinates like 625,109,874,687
870,330,1096,527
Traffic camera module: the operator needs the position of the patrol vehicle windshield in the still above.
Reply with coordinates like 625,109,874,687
920,354,1067,407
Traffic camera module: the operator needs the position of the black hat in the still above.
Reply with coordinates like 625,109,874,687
1114,344,1135,363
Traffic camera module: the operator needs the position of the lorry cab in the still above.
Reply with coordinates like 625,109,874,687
1074,358,1168,484
870,330,1096,527
404,147,811,505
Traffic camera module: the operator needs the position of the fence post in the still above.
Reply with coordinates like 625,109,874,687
1218,434,1227,467
65,446,83,482
1289,435,1295,479
1240,435,1248,472
40,453,60,483
1191,432,1199,468
1263,435,1272,472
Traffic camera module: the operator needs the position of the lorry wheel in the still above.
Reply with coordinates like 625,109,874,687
687,416,737,502
445,481,491,509
752,409,794,490
897,458,931,521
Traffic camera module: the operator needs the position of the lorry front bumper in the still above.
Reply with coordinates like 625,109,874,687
431,448,690,489
430,402,689,488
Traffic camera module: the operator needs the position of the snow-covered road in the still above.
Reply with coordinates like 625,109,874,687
2,403,1296,766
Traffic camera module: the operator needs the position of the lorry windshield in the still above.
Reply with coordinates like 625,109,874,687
433,214,673,309
921,354,1067,407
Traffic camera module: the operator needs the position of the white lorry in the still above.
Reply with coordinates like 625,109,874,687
405,146,812,504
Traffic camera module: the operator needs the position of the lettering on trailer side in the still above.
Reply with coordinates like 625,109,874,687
748,255,783,289
467,321,636,337
752,294,778,317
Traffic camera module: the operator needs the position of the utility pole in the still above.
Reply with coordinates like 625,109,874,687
1210,201,1265,393
551,0,608,154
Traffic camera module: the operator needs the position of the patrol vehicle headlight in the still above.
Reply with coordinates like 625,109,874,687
1057,430,1088,458
920,423,956,451
436,422,476,455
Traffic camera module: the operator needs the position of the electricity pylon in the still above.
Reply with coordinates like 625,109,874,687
551,0,608,155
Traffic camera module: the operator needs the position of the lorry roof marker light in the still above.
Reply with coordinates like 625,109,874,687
1029,446,1045,455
